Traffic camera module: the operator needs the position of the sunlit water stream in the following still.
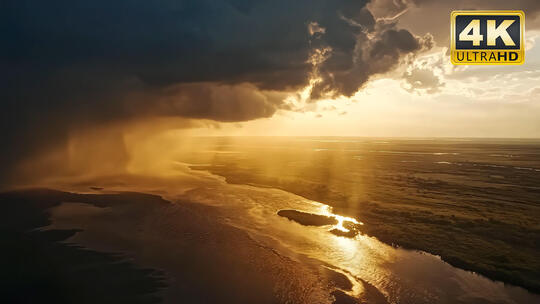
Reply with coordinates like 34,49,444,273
181,172,539,304
44,137,540,303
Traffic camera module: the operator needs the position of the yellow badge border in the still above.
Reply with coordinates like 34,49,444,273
450,10,525,65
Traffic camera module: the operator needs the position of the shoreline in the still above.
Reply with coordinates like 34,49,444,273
1,188,356,304
193,166,540,295
2,186,538,304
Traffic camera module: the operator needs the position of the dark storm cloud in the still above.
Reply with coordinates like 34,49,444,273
310,24,433,98
1,0,430,183
150,82,287,122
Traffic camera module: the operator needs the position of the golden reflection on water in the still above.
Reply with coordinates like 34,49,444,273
318,204,363,232
332,232,359,257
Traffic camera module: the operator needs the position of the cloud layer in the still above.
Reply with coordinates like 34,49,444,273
2,0,437,183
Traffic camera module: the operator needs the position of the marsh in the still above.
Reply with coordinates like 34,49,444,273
3,137,539,304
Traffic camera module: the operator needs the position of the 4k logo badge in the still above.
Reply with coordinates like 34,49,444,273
451,10,525,65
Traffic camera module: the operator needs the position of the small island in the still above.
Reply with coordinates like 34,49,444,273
277,209,338,226
278,209,363,238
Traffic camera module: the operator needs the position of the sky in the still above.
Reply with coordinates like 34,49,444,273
194,1,540,138
204,34,540,138
3,0,540,183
